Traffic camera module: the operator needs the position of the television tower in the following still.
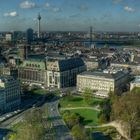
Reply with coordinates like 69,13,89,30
37,13,41,38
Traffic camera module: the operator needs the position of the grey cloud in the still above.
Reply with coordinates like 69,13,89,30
20,1,36,9
4,11,18,17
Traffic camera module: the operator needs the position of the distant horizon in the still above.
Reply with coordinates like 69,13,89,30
0,0,140,32
0,30,140,33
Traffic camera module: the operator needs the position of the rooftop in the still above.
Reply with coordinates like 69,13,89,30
19,59,46,70
58,57,85,71
78,70,129,80
28,54,46,60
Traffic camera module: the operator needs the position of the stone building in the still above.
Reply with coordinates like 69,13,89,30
18,59,47,86
47,57,86,88
83,58,99,71
77,70,129,97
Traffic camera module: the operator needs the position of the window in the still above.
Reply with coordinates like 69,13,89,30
55,76,57,85
49,76,52,84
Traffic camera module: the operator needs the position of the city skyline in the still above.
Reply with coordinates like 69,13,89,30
0,0,140,32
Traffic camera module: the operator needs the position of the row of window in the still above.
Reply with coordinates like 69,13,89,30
19,70,46,82
26,63,41,68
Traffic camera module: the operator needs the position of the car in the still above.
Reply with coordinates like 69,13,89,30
51,108,54,111
17,109,21,113
0,117,5,121
32,104,36,108
6,114,11,117
14,110,18,113
0,117,2,121
60,93,65,97
59,94,63,97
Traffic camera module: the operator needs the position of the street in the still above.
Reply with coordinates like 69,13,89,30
47,99,73,140
0,94,46,139
0,95,73,140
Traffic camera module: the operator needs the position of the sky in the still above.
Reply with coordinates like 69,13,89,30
0,0,140,32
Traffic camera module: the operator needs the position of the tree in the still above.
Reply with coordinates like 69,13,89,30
134,132,140,140
99,98,112,123
98,113,108,124
112,92,140,139
71,124,87,140
14,109,46,140
63,111,80,128
71,124,92,140
131,87,140,94
83,88,93,105
54,89,61,95
66,89,72,97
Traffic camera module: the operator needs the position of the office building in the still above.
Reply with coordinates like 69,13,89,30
77,70,129,97
26,28,34,44
13,31,24,42
0,75,21,112
18,59,47,86
47,57,86,88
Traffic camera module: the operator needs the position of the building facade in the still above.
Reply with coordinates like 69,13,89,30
26,28,34,44
110,63,140,74
83,58,99,71
47,57,86,88
0,75,21,112
0,65,18,79
5,33,12,41
77,70,129,97
18,59,47,86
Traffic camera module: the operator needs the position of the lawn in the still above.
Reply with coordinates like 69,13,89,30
68,109,99,126
60,95,103,108
31,89,47,95
59,95,102,126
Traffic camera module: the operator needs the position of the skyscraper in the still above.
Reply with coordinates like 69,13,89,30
37,13,41,38
26,28,33,44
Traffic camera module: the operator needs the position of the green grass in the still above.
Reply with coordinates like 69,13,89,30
62,109,99,126
60,95,103,108
31,89,47,95
11,122,22,131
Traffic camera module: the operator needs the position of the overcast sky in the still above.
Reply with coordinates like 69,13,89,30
0,0,140,32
